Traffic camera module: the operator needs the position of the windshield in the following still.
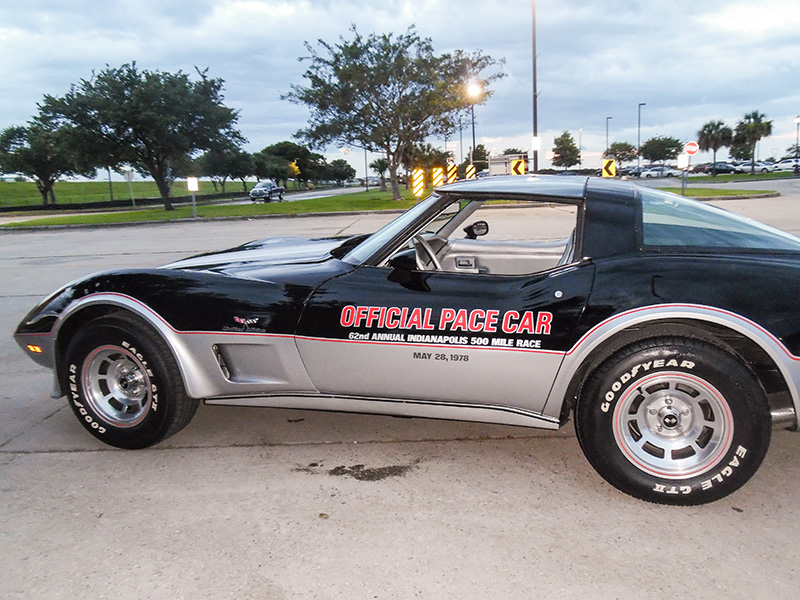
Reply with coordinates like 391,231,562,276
343,194,442,264
639,187,800,250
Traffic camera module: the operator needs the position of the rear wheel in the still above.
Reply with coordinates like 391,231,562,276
575,337,771,505
63,313,198,449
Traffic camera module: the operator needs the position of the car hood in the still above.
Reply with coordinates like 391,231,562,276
162,236,352,275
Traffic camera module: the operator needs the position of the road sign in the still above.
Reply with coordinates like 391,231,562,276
602,159,617,178
446,163,457,184
685,141,699,155
511,159,526,175
432,167,444,187
465,165,476,179
412,169,425,197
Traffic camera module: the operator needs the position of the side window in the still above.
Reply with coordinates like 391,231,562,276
640,187,800,250
408,200,579,276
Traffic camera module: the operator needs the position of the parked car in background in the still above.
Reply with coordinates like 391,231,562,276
249,179,285,202
706,162,737,175
774,158,800,172
734,161,776,174
641,165,682,178
688,163,709,174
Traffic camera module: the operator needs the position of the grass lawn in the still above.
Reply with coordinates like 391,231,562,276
1,187,420,227
0,183,775,228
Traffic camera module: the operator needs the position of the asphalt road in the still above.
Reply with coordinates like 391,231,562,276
3,180,800,599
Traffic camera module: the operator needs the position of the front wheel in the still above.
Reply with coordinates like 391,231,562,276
575,337,771,505
63,313,198,449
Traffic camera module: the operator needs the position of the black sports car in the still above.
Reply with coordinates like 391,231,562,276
15,175,800,505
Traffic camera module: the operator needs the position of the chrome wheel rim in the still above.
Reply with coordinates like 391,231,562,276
613,372,733,479
82,345,151,427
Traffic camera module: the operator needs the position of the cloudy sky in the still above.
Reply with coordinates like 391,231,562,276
1,0,799,173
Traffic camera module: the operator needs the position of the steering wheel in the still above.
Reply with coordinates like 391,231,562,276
412,235,442,271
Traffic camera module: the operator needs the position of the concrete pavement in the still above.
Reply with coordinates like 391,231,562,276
3,186,800,599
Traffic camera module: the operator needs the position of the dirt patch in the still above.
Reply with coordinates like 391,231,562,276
294,461,418,481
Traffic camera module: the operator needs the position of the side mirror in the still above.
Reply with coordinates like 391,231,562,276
388,249,417,272
463,220,489,240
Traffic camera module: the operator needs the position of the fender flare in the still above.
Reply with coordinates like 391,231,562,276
543,303,800,423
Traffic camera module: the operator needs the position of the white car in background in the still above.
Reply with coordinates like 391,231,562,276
734,161,776,174
774,158,800,172
640,165,682,178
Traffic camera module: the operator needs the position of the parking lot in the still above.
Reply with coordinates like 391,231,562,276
3,179,800,599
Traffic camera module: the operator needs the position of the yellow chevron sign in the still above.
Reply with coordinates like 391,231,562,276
602,159,617,178
432,167,444,187
412,168,425,197
465,165,476,179
446,163,457,184
511,159,526,175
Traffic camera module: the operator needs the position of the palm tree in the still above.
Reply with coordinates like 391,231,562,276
697,120,733,177
734,111,773,174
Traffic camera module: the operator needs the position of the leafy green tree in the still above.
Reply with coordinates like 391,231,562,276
0,116,93,205
458,143,489,174
40,62,243,210
253,151,292,188
284,25,504,200
604,141,637,165
258,141,324,186
330,158,356,186
199,146,253,193
502,147,526,155
552,131,581,169
697,120,733,176
733,111,773,174
639,136,683,164
370,157,389,191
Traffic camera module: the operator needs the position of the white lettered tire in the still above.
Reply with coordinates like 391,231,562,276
63,313,198,449
575,337,771,505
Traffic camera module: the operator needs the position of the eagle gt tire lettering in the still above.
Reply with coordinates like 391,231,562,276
575,337,771,505
63,313,198,449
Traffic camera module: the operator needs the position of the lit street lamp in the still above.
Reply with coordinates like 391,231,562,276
468,81,482,165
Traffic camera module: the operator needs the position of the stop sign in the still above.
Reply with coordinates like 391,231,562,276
685,141,699,155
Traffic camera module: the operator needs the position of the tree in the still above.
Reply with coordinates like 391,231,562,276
457,143,489,175
199,145,253,193
502,147,526,155
258,141,324,186
551,131,581,169
0,115,92,205
284,25,504,200
733,111,773,174
605,141,637,165
329,158,356,186
41,62,243,210
370,157,389,191
697,120,733,176
639,136,683,164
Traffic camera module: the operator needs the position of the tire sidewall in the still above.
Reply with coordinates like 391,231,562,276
64,321,175,449
577,340,771,504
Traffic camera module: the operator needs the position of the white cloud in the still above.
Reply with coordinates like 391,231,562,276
1,0,798,171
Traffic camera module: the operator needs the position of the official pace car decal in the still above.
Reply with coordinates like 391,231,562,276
339,305,553,349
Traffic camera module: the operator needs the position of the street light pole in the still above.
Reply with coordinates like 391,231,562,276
606,116,613,154
531,0,538,173
467,81,482,167
794,115,800,176
579,128,583,168
638,103,646,171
